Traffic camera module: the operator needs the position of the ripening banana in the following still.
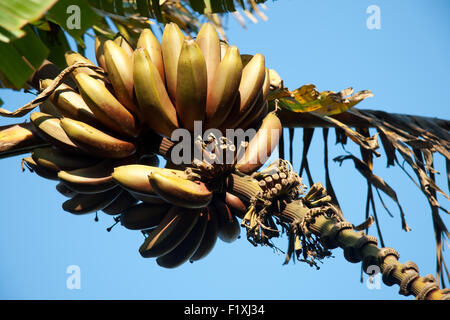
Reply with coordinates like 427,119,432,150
196,23,220,101
74,73,139,138
30,112,80,154
236,112,282,174
156,209,208,268
31,146,96,173
220,53,266,129
40,79,98,126
161,22,185,103
114,35,134,59
62,186,122,215
137,28,165,83
190,206,219,262
139,206,199,258
57,159,120,194
102,190,138,216
149,171,213,209
213,198,241,243
65,51,103,80
103,40,137,115
121,202,172,230
60,118,136,159
94,35,108,72
175,39,207,132
22,156,59,180
133,48,179,137
205,46,243,129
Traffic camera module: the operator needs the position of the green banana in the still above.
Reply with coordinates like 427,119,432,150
196,23,220,101
30,112,80,153
102,190,138,216
139,206,199,258
39,80,98,126
103,40,137,115
120,202,171,230
62,187,122,215
214,198,241,243
133,48,179,137
60,118,136,159
74,73,139,138
175,39,207,132
190,206,219,262
236,112,282,174
149,171,213,209
137,28,165,83
31,146,96,173
57,159,120,194
205,45,243,129
161,22,185,103
156,209,208,268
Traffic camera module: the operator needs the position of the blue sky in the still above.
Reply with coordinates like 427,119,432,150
0,0,449,299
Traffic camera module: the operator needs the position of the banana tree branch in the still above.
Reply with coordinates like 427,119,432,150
227,173,450,300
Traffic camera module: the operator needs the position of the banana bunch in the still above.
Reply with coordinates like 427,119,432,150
19,22,282,268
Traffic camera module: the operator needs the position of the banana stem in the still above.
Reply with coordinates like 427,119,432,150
227,173,449,300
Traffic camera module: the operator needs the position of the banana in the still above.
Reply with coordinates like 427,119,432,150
30,112,80,153
60,118,136,159
161,22,185,103
103,40,137,115
31,146,97,173
214,198,241,243
22,156,58,180
137,28,165,83
133,48,179,137
156,209,208,268
205,45,243,129
94,35,108,72
65,51,103,80
220,53,266,129
56,182,77,197
175,39,207,132
236,112,282,174
190,206,219,262
102,190,138,215
57,159,120,194
120,202,171,230
224,192,247,219
196,23,220,101
74,73,139,138
139,206,200,258
114,35,134,59
62,186,122,215
149,171,212,209
40,80,98,126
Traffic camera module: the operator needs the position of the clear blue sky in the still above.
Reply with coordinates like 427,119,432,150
0,0,449,299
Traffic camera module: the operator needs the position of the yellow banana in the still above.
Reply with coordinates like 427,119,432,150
40,79,98,126
236,112,282,174
30,112,80,153
133,48,179,137
102,190,138,216
22,156,59,180
196,23,220,101
175,40,207,132
205,45,242,129
31,146,96,173
190,206,219,262
149,171,213,209
137,28,165,83
220,53,266,129
114,35,134,59
161,22,185,103
120,202,171,230
57,159,120,194
60,118,136,159
103,40,137,115
65,51,104,80
62,187,122,215
139,206,199,258
74,73,139,138
214,198,241,243
156,209,208,268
